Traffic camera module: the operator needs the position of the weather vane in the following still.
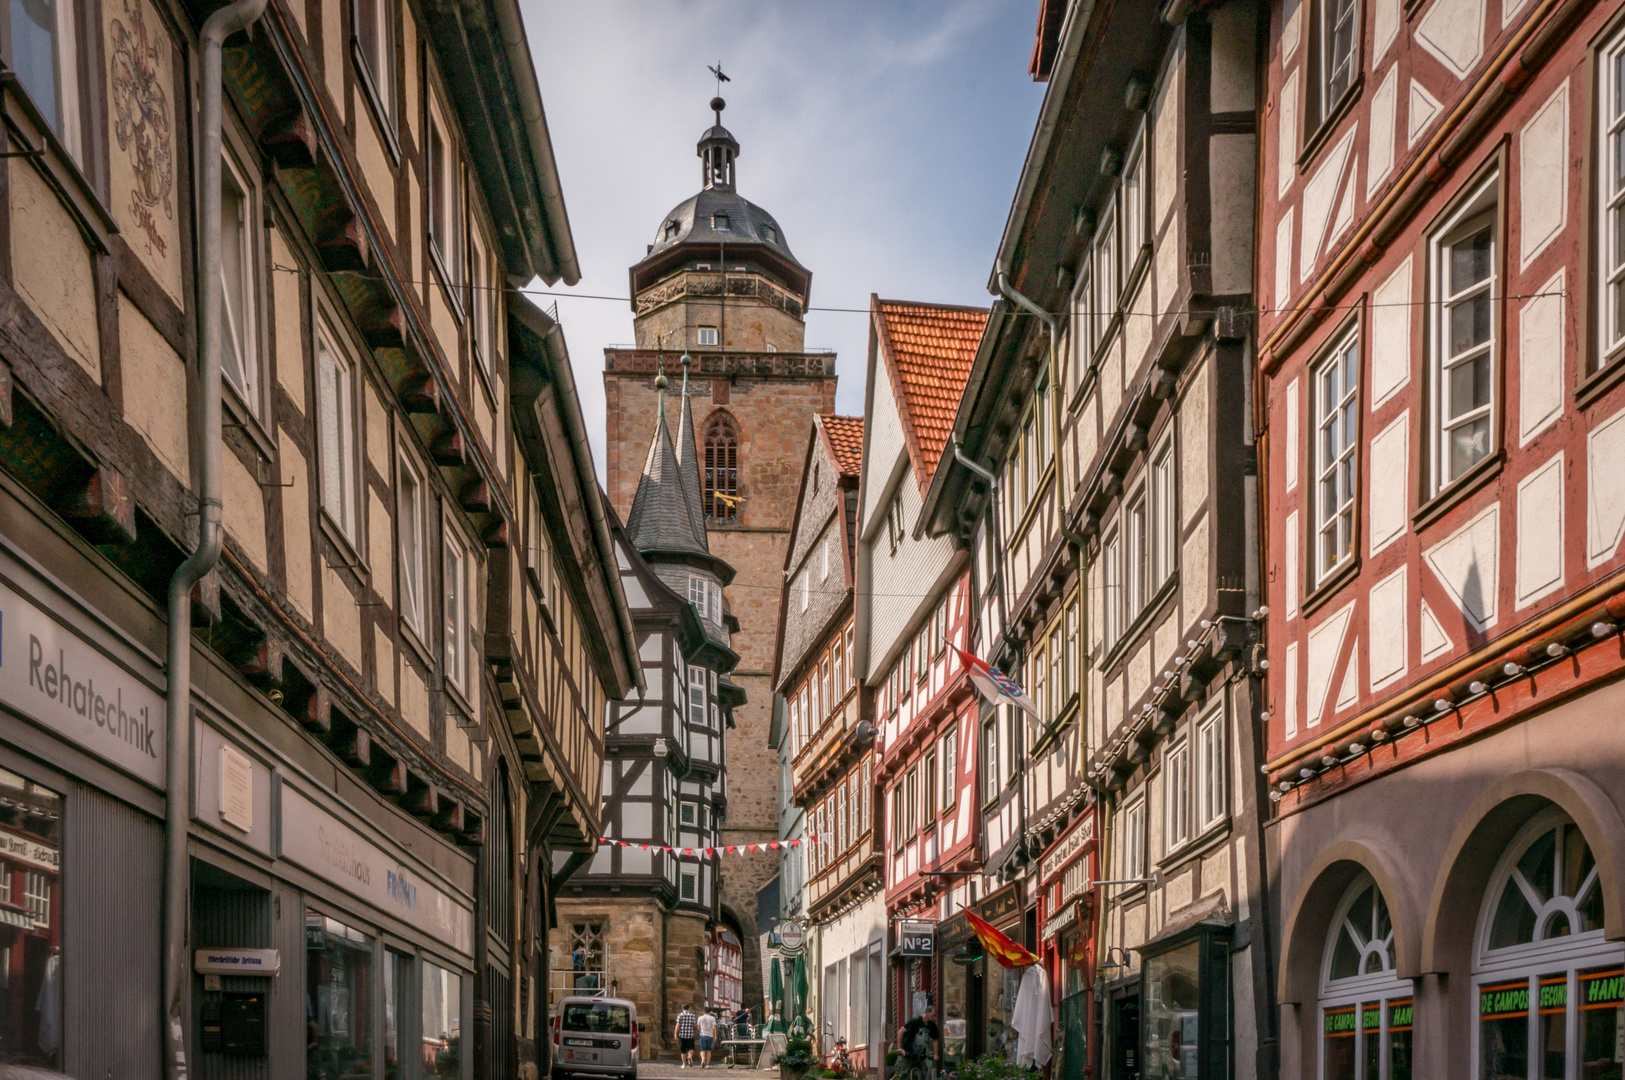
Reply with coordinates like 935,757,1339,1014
708,63,730,97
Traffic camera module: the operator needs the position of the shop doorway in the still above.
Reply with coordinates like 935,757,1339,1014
1112,994,1140,1080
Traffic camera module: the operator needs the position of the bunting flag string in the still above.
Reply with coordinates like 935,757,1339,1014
596,836,822,860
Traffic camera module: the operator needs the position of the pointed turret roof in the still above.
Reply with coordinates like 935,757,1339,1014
672,355,708,543
626,364,711,558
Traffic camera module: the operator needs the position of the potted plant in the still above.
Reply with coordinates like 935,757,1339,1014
773,1034,817,1080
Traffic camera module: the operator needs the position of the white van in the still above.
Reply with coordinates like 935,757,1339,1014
552,995,639,1080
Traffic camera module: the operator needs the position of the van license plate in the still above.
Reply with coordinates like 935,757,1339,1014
565,1040,594,1047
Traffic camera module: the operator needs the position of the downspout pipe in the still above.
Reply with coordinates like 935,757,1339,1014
164,0,266,1075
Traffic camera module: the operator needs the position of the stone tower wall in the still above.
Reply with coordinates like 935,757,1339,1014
604,346,835,1031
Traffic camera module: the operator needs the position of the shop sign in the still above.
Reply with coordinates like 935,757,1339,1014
194,948,281,976
978,883,1023,927
1040,904,1076,943
898,920,935,957
0,824,57,871
0,576,166,788
1039,814,1095,884
218,745,253,833
777,919,805,952
280,786,473,957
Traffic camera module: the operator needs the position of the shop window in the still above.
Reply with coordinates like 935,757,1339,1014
422,961,462,1077
0,767,61,1068
1318,873,1413,1080
384,950,410,1080
1143,926,1230,1080
306,911,375,1075
1474,810,1621,1080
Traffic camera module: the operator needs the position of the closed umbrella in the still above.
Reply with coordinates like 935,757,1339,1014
792,953,810,1031
769,956,786,1033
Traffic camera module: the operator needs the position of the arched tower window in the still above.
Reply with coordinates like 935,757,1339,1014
1472,810,1620,1080
704,412,740,521
1318,872,1414,1080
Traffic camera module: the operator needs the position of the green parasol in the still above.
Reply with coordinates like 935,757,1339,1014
768,956,786,1033
792,952,810,1031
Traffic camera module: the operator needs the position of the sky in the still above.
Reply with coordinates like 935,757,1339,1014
517,0,1050,473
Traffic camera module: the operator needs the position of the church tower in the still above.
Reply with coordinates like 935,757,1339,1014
604,97,836,1014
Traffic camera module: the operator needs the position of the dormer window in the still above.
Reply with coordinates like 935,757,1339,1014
665,220,680,240
712,213,731,231
759,224,777,243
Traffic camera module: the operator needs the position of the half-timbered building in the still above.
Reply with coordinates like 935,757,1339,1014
555,363,745,1056
1256,0,1625,1070
922,3,1273,1077
0,0,639,1072
775,413,877,1064
853,298,982,1068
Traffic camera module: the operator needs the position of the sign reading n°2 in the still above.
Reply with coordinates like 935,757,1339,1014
899,920,935,958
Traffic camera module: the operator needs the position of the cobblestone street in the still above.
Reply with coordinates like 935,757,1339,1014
633,1061,778,1080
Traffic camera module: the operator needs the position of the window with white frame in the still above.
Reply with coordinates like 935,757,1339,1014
698,326,719,346
1151,437,1175,587
1317,0,1358,123
1072,256,1096,390
526,484,554,614
316,323,359,542
886,495,905,554
219,151,262,416
397,454,427,637
472,235,495,380
1164,737,1192,852
23,870,47,923
1126,488,1148,617
891,785,905,849
1313,329,1360,581
860,760,871,833
428,103,462,290
689,667,707,728
679,801,698,827
1602,30,1625,364
1122,797,1147,881
821,529,832,581
1094,204,1119,338
7,0,81,158
1318,873,1414,1080
680,865,698,902
1196,706,1226,832
1429,173,1498,493
940,726,956,812
354,0,395,128
443,528,471,693
837,781,849,852
1123,128,1147,264
982,719,999,805
801,568,810,612
1103,526,1123,646
904,768,918,838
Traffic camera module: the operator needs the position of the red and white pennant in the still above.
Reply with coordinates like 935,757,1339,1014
597,836,821,860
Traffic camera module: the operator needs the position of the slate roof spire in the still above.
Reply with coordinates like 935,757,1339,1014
626,355,711,558
674,353,707,537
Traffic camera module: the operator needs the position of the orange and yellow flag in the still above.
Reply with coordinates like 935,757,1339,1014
964,910,1040,969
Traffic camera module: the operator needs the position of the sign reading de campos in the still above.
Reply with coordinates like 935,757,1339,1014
0,576,166,788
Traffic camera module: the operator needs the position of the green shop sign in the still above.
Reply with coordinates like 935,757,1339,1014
1389,1001,1414,1029
1584,971,1625,1007
1480,984,1529,1018
1324,1008,1357,1035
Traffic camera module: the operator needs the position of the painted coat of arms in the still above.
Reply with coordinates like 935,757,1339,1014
109,0,173,257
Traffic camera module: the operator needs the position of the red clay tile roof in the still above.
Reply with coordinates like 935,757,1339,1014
819,415,864,478
873,298,989,488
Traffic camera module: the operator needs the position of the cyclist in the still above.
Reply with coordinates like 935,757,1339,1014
896,1006,940,1080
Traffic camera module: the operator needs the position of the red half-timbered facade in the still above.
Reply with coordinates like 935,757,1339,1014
1259,0,1625,1070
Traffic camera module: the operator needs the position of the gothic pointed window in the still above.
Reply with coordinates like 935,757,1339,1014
703,412,740,521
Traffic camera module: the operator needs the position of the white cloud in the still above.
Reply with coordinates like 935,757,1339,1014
519,0,1045,472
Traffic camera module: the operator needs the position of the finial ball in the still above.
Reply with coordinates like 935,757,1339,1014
710,96,726,114
654,372,668,390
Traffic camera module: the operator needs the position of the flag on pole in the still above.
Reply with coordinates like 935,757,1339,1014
951,644,1041,719
964,909,1040,969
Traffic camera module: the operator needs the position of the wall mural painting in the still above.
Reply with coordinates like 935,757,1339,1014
106,0,183,305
